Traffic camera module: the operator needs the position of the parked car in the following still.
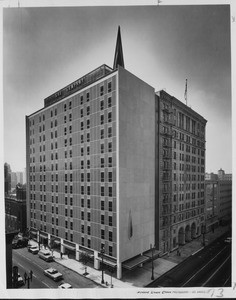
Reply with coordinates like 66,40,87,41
58,282,72,289
224,237,232,243
28,245,39,254
12,238,29,249
38,250,53,262
17,273,24,287
43,268,63,281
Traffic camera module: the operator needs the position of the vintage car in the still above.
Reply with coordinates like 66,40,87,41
43,268,63,281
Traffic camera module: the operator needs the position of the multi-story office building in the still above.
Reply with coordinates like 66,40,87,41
155,90,207,252
26,28,207,278
205,179,232,229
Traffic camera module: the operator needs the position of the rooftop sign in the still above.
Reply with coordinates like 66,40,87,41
44,64,113,108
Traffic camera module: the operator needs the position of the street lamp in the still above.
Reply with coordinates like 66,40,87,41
100,246,105,284
150,243,155,280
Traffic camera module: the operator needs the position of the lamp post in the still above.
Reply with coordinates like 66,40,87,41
100,246,105,284
150,243,155,280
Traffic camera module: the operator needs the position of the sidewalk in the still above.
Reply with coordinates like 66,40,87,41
29,225,229,288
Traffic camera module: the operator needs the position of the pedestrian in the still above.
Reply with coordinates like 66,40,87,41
60,251,63,259
30,270,33,282
24,272,27,284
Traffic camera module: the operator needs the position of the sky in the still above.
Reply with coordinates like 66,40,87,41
2,2,233,174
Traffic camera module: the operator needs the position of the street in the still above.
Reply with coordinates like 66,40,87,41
12,247,102,289
146,231,231,287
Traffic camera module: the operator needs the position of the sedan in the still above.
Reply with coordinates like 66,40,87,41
44,268,63,282
58,282,72,289
28,245,39,254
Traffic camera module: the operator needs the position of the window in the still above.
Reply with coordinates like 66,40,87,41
100,85,104,96
109,231,112,242
69,101,72,110
109,186,112,197
87,212,90,221
108,81,112,93
81,173,84,182
69,125,72,134
101,115,104,125
81,160,84,169
101,186,105,196
80,109,83,118
87,133,90,142
87,119,90,129
108,127,112,138
101,157,104,168
64,116,67,123
87,146,90,155
80,95,83,105
109,246,112,256
87,186,90,195
81,211,84,220
87,173,90,182
87,198,90,208
87,160,90,169
108,172,112,182
81,122,84,130
101,172,104,182
101,143,104,154
101,229,105,239
101,214,105,224
64,104,67,111
81,134,84,143
87,226,91,235
81,198,84,207
108,112,112,122
86,92,90,102
101,129,104,139
108,142,112,152
108,156,112,167
69,113,72,122
64,127,67,135
87,106,90,115
109,201,112,212
100,100,104,110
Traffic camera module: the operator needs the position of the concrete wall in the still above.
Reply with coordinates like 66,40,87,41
117,67,155,262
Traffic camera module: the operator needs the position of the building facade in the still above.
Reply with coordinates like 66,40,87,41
205,179,232,229
26,28,207,278
155,90,207,253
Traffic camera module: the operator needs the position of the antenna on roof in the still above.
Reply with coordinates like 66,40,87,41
184,79,188,105
113,26,125,70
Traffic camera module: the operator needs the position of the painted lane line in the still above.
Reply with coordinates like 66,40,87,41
202,255,231,286
41,281,51,288
182,246,229,286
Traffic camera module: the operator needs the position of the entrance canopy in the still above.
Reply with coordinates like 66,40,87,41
122,255,150,270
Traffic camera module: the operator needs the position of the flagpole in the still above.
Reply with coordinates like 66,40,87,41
184,79,188,106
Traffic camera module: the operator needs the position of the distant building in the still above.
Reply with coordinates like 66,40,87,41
218,168,232,181
205,172,218,181
11,171,24,191
205,179,232,231
4,163,11,195
5,184,27,233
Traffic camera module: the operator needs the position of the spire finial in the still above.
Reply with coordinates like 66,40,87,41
113,26,125,70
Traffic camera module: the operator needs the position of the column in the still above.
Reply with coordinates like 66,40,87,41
48,233,51,248
94,251,100,269
117,262,122,279
75,244,80,261
60,238,65,254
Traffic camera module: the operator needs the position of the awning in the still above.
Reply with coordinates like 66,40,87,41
63,244,76,251
143,249,161,259
122,255,150,270
96,257,117,268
